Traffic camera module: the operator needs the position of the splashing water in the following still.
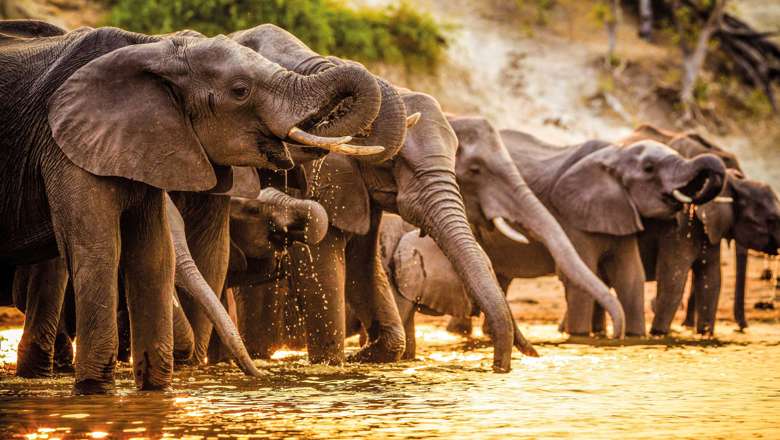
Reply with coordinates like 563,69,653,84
2,322,780,438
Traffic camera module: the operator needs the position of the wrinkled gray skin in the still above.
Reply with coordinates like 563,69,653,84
0,22,382,393
388,128,727,340
244,24,525,371
218,187,329,361
624,126,780,335
12,197,268,380
13,189,329,376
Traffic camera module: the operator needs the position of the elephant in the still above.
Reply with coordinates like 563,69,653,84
385,121,727,348
215,185,329,361
0,23,384,393
12,187,329,377
238,24,538,372
622,125,780,335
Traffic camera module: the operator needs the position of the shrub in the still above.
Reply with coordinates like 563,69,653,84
108,0,448,71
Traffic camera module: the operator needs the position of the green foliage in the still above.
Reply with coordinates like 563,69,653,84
108,0,448,71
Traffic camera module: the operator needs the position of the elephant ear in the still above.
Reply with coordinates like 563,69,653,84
393,231,475,318
48,40,217,192
550,145,643,236
308,154,371,235
695,197,735,245
208,167,261,199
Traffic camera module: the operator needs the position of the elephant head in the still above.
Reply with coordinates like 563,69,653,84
47,30,385,194
695,170,780,254
448,116,625,338
229,187,330,263
545,140,726,236
230,24,409,164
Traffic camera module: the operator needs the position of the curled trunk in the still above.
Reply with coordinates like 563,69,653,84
165,195,261,377
231,25,406,163
256,187,329,245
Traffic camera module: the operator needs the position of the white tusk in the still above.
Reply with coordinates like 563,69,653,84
713,196,733,203
328,144,385,156
492,217,530,244
672,189,693,204
287,126,352,148
406,112,422,128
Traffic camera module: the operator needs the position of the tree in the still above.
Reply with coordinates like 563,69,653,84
672,0,728,121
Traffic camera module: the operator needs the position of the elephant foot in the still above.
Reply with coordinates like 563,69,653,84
736,321,748,332
681,317,695,328
446,317,473,336
649,328,669,337
73,378,115,395
347,335,405,363
16,343,54,379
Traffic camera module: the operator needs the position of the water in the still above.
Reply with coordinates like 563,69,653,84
2,323,780,439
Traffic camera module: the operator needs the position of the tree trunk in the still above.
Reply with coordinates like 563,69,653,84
639,0,654,41
678,0,728,121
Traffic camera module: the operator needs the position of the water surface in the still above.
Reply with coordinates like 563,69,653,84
1,323,779,439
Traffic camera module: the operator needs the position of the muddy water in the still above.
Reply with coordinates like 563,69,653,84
1,323,779,439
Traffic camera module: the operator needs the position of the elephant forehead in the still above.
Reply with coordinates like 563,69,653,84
625,139,678,158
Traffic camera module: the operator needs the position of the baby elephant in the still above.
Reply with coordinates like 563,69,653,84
214,187,329,361
383,125,727,357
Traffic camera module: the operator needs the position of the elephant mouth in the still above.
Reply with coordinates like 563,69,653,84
664,168,721,208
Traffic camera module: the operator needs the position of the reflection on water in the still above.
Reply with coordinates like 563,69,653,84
2,323,780,439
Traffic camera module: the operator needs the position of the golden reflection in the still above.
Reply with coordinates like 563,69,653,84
2,322,780,438
0,327,22,365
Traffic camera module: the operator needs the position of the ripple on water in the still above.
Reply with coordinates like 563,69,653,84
1,323,780,438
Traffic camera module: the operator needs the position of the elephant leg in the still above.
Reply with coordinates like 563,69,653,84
46,183,122,394
392,292,417,360
174,194,230,366
446,317,473,336
117,274,131,363
53,311,74,374
172,291,194,365
733,244,749,330
604,242,646,337
235,283,282,359
291,228,347,365
15,257,68,378
345,218,405,363
692,243,721,336
121,190,175,390
681,291,696,327
650,233,697,336
561,250,601,336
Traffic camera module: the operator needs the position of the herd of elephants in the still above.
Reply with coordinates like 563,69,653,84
1,18,779,395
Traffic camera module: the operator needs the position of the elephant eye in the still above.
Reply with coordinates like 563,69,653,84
469,164,481,174
643,162,655,173
231,82,251,101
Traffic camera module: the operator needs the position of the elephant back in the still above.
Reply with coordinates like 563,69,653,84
393,230,476,319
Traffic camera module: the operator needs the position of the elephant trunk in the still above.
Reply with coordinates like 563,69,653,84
399,177,515,372
667,153,726,205
497,172,625,338
165,196,261,377
277,63,382,140
232,25,405,162
256,187,329,245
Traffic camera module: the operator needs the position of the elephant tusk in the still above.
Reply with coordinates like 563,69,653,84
492,217,530,244
287,126,352,148
327,144,385,156
406,112,422,128
672,189,693,204
713,196,734,203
